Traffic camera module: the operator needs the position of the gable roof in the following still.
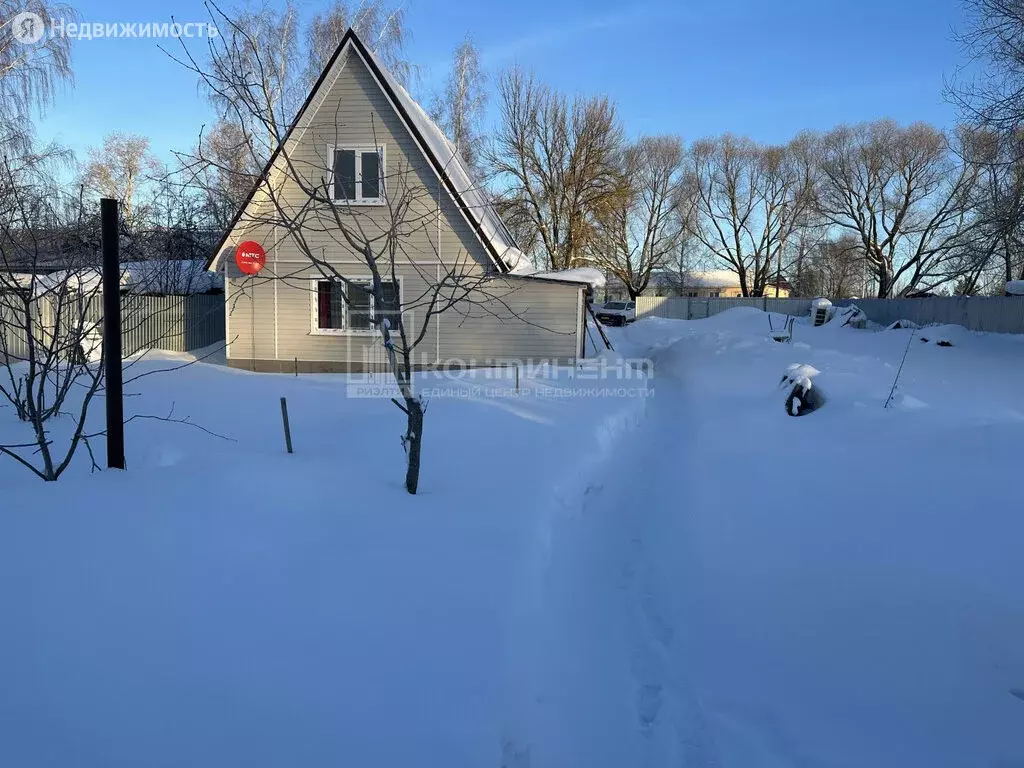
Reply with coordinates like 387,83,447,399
207,29,531,274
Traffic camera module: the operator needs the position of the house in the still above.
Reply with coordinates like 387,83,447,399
207,29,588,373
669,270,792,299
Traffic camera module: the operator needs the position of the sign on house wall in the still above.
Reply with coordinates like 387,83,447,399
235,241,267,275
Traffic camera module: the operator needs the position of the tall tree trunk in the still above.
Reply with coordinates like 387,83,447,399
877,262,892,298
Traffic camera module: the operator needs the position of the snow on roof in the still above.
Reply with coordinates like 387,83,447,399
524,267,606,288
361,43,532,274
22,261,221,298
122,260,223,295
683,270,743,288
1006,280,1024,296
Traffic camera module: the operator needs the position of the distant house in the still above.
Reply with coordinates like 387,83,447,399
207,29,588,373
660,270,792,298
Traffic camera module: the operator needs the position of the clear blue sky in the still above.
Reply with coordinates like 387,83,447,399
35,0,968,164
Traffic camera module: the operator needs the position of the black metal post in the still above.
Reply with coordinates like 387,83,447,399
101,198,125,470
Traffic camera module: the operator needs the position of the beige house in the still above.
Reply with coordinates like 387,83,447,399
675,270,791,299
207,30,586,373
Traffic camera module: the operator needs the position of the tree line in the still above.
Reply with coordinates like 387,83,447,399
5,0,1024,297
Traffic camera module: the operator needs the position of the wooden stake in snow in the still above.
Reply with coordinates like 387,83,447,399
280,397,294,454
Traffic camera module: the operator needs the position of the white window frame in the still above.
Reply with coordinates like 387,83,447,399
309,276,403,336
328,144,386,205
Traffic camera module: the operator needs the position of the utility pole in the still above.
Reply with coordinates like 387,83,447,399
101,198,125,470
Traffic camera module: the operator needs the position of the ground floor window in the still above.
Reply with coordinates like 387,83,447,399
313,278,401,334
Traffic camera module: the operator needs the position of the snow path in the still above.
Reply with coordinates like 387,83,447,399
522,319,1024,767
523,344,722,767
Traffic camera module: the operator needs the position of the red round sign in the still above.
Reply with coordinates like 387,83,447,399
235,241,266,275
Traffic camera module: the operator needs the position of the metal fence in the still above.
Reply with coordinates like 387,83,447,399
108,294,225,356
832,297,1024,334
1,293,225,362
637,294,1024,335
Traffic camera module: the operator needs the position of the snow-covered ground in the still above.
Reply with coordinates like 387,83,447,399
2,309,1023,766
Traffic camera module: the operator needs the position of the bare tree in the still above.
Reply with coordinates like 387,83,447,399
952,0,1024,133
589,136,685,298
815,120,984,297
174,16,539,495
430,35,487,176
192,0,413,188
488,67,624,270
0,0,75,149
0,149,107,481
793,235,865,298
83,133,161,227
965,127,1024,285
682,134,815,296
306,0,413,88
194,119,261,231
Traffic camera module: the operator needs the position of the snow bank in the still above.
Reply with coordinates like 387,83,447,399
1005,280,1024,296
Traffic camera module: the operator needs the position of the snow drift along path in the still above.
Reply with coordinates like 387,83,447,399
522,310,1024,767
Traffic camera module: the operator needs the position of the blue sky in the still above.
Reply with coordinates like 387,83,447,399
35,0,968,164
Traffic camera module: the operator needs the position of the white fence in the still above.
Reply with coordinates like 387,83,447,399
637,295,1024,335
1,294,225,363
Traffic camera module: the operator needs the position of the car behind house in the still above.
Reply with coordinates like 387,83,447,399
596,300,636,326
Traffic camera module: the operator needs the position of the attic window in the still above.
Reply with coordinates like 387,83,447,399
332,146,384,204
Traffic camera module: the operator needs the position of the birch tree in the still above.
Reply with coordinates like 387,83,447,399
306,0,413,88
83,133,161,227
430,35,487,176
0,0,74,151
